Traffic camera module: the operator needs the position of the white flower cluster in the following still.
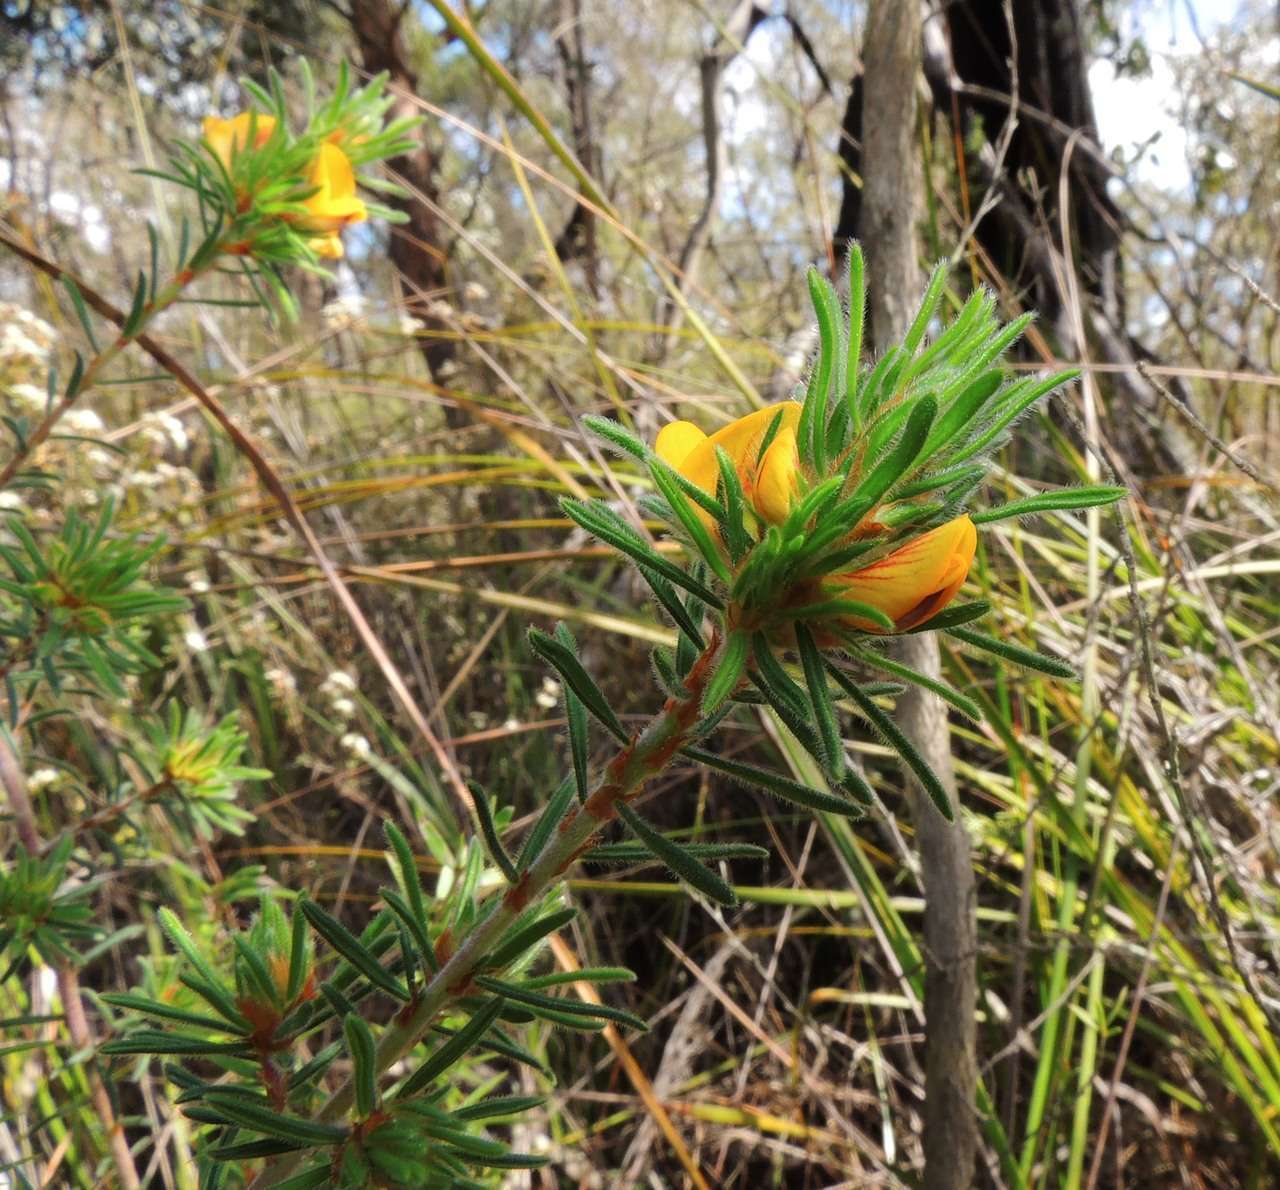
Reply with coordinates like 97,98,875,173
339,732,372,758
263,666,297,700
321,295,366,330
26,767,63,794
5,382,46,412
320,670,358,720
141,411,190,454
0,304,56,382
63,408,104,436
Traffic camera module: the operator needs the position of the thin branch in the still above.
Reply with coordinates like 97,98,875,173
0,227,476,821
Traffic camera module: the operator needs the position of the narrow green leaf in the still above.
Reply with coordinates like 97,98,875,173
750,634,810,724
779,597,894,630
122,271,149,337
904,600,991,633
520,968,636,989
286,902,310,1004
950,368,1079,464
299,899,409,1002
826,664,954,821
615,802,737,905
98,993,233,1033
680,747,860,813
486,905,577,969
455,1094,547,1121
555,623,592,802
806,395,937,558
515,776,576,873
101,1030,250,1056
844,243,866,427
636,565,705,648
201,1090,350,1146
891,463,987,502
970,485,1127,524
648,458,730,581
920,370,1002,461
396,997,506,1099
702,631,748,714
801,268,842,473
207,1139,307,1162
343,1014,378,1119
65,352,85,400
651,646,684,698
156,908,247,1029
845,650,983,722
581,414,648,460
583,840,769,865
383,821,427,927
528,628,627,744
380,887,437,976
946,626,1075,678
61,277,99,352
900,261,949,361
565,498,725,606
714,445,752,563
476,974,649,1032
796,624,845,778
469,782,518,883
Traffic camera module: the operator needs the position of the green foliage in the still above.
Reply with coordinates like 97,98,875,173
0,42,1138,1188
0,499,186,702
0,835,102,972
134,705,272,839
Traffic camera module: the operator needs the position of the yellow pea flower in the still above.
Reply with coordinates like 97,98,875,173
655,402,803,528
653,403,977,634
833,515,976,632
202,112,277,172
294,142,368,260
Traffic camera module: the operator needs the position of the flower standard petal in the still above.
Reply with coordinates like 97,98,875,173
833,515,976,632
297,143,368,234
675,402,802,509
753,425,800,525
655,421,706,470
202,112,276,172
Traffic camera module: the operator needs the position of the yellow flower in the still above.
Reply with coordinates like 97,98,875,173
294,143,368,259
655,402,802,528
202,112,277,172
655,404,976,634
833,515,976,632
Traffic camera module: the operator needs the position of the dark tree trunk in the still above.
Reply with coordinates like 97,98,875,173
941,0,1123,320
552,0,601,296
350,0,459,394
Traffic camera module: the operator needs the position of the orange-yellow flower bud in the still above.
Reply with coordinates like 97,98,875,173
655,402,802,528
202,112,277,172
295,143,368,237
833,515,977,632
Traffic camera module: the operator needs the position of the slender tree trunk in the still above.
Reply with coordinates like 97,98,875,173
349,0,459,392
857,2,979,1186
656,0,767,334
553,0,601,296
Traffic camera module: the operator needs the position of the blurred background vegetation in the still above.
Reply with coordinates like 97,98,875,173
1,0,1278,1185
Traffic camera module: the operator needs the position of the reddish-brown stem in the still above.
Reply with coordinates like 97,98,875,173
252,629,725,1187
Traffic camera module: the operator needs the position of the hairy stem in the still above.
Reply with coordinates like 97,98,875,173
0,732,142,1190
253,629,725,1185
